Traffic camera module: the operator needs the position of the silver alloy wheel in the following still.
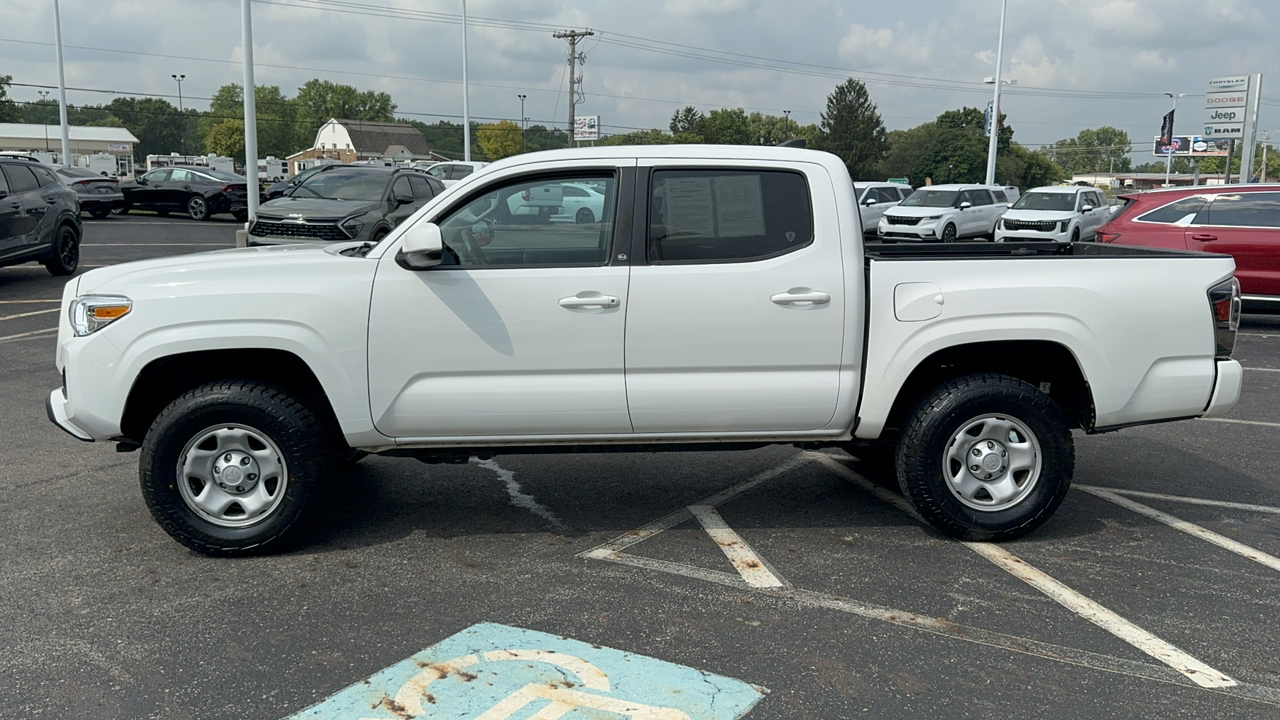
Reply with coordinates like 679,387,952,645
942,414,1042,512
188,196,207,219
176,424,289,528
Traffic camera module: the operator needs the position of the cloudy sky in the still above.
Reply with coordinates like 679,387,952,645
3,0,1278,156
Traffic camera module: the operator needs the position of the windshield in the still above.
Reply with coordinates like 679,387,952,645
291,170,388,201
901,190,958,208
1012,192,1076,211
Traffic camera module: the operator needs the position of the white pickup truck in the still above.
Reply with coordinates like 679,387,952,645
47,146,1245,556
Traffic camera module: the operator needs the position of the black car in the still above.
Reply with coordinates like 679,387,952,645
55,166,124,219
119,166,253,221
0,157,82,275
248,166,445,245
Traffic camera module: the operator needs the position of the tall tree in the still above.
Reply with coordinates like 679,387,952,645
204,119,246,160
746,112,801,145
522,124,571,152
669,106,706,138
102,97,190,159
1043,127,1132,175
602,128,678,146
203,84,296,161
819,78,888,180
477,121,523,160
0,75,21,123
293,79,395,143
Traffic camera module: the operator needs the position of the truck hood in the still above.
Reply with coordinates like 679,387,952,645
76,242,365,296
1002,209,1076,222
256,196,380,221
885,205,953,218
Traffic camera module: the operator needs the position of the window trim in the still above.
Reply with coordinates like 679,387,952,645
1187,191,1280,230
425,167,632,271
1134,195,1211,226
640,166,816,266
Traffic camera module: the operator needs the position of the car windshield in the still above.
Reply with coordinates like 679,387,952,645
291,170,387,201
1013,192,1076,211
901,190,958,208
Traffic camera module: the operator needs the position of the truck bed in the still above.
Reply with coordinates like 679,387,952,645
864,240,1204,261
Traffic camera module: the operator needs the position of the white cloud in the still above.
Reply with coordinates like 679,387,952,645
661,0,756,19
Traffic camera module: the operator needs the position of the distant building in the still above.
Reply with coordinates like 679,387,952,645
0,123,139,174
285,118,448,175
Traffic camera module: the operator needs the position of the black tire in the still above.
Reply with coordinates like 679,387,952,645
113,205,130,215
369,228,389,243
187,195,210,221
575,207,594,224
43,223,80,276
940,223,957,243
1070,227,1080,244
139,381,334,556
88,207,112,219
896,373,1074,541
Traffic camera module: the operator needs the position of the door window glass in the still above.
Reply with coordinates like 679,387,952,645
1195,192,1280,228
972,190,994,205
31,166,58,187
426,164,449,178
143,169,171,183
992,190,1007,203
1137,196,1207,224
2,165,40,193
875,187,899,203
408,175,436,200
436,174,616,267
648,169,813,264
450,165,475,180
169,169,193,182
0,167,9,194
391,175,413,201
957,190,976,207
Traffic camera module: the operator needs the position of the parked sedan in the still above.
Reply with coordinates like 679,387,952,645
502,181,607,223
248,166,445,245
54,166,124,219
119,166,252,221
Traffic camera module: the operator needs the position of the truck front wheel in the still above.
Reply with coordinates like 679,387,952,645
139,381,332,556
896,373,1074,541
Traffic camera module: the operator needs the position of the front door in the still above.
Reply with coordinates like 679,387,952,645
368,167,634,439
624,164,847,433
1186,191,1280,297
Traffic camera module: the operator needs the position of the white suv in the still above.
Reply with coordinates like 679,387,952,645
995,186,1109,243
878,184,1017,242
852,181,912,237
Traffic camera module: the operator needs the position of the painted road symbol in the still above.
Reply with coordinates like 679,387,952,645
283,623,766,719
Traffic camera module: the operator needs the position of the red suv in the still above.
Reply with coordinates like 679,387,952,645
1097,184,1280,312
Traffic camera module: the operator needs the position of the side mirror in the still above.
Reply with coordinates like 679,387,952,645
395,191,415,206
958,201,972,210
136,177,147,185
863,197,878,206
1081,204,1094,213
395,222,444,270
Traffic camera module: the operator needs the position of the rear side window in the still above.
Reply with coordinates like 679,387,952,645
648,169,813,264
2,164,40,193
450,165,475,180
972,190,994,205
1136,196,1207,224
31,166,59,187
1194,192,1280,228
0,167,8,194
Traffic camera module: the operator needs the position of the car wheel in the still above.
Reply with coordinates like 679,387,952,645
43,223,80,276
1070,227,1080,244
369,228,389,243
187,195,210,221
575,207,594,224
139,381,333,556
88,207,112,219
941,224,957,243
896,372,1074,541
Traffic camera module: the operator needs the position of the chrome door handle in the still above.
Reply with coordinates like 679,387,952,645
559,293,620,309
771,289,831,305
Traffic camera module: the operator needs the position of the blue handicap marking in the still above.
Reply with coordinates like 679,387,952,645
284,622,766,719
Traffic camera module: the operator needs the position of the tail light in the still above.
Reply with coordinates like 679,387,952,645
1208,278,1241,358
1096,232,1121,243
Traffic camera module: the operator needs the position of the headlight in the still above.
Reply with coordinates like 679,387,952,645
1059,221,1070,232
340,215,365,238
923,215,942,221
69,295,131,337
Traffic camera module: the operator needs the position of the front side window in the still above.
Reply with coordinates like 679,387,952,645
1194,192,1280,228
648,169,813,264
436,174,617,267
1137,196,1207,224
901,189,957,207
426,164,449,178
408,175,436,200
875,187,900,203
391,176,413,200
971,190,994,205
143,169,170,183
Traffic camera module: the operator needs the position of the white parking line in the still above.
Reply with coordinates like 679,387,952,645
689,505,786,588
1239,333,1280,339
81,243,231,247
0,308,58,322
0,299,60,304
1201,417,1280,429
1079,486,1280,574
1077,485,1280,516
0,327,57,342
1245,367,1280,373
808,453,1238,689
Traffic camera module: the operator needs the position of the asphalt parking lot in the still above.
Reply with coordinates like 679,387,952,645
3,215,1280,719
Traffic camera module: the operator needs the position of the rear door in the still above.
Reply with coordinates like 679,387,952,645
0,167,23,256
624,162,847,433
1186,191,1280,297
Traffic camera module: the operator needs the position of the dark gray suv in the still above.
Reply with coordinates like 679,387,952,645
247,166,445,246
0,158,82,275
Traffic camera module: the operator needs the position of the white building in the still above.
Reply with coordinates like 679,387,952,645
0,123,139,175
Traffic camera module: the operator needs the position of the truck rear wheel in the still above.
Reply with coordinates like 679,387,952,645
896,373,1073,541
139,381,333,556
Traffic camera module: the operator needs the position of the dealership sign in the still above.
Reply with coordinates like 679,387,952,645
1152,135,1230,157
1202,75,1255,140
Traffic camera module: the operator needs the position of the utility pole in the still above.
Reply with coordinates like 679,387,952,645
1261,130,1271,184
461,0,471,161
518,94,526,152
172,74,186,155
240,0,259,224
983,0,1008,186
553,29,594,146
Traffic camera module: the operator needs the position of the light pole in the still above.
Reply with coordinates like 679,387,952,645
240,0,260,225
984,0,1008,185
518,94,526,151
461,0,471,161
38,91,50,151
1163,92,1184,187
172,74,186,155
52,0,71,167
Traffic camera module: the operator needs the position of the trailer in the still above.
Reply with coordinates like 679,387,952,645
146,153,235,174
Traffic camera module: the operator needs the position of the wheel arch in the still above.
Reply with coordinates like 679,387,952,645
872,340,1094,438
119,348,343,445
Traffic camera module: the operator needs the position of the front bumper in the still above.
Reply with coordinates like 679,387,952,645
995,227,1070,243
46,389,93,441
878,220,941,241
1201,359,1243,418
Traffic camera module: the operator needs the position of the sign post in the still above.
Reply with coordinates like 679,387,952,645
1203,74,1263,183
573,115,600,144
